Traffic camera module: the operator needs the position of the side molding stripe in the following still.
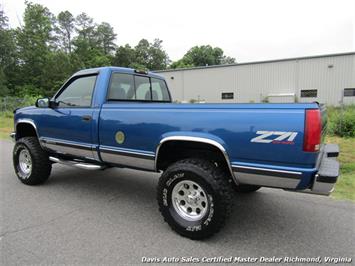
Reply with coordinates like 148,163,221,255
41,138,93,151
100,147,155,160
99,146,155,170
232,165,302,179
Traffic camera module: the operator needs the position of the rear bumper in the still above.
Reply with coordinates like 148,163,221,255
232,144,339,196
308,144,340,195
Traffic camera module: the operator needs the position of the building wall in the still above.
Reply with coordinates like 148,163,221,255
157,53,355,106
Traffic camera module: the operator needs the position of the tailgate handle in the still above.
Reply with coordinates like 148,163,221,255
82,115,92,122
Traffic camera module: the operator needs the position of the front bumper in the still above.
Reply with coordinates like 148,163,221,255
10,132,16,142
309,144,340,195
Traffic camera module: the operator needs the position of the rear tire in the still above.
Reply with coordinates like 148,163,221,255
157,158,233,240
233,184,261,193
13,137,52,185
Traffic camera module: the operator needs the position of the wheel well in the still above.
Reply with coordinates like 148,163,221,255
156,140,231,174
16,123,37,140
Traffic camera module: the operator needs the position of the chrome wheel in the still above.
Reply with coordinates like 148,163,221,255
171,180,209,221
18,149,32,177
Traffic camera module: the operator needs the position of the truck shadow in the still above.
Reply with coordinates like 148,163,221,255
46,165,350,255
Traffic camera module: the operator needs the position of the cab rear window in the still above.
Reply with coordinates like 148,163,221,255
108,73,170,102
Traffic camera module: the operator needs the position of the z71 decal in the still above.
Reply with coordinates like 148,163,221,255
251,131,298,145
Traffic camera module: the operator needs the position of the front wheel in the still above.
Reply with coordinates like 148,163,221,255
157,158,233,240
13,137,52,185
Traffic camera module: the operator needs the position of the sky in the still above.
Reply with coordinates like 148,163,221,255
1,0,354,62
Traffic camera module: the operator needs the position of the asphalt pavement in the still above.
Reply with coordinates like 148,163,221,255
1,140,354,265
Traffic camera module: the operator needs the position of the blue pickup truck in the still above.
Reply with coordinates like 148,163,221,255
11,67,340,239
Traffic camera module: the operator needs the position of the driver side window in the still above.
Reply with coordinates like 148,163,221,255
56,75,97,107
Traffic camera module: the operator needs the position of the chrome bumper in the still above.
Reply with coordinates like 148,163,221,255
307,144,340,195
10,132,16,142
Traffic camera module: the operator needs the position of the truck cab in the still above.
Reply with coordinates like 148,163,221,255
28,68,171,161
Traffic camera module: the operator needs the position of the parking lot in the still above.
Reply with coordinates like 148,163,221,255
1,140,354,265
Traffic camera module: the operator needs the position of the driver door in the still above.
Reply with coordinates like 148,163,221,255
39,74,97,160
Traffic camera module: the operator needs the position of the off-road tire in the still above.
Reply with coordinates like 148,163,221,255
13,137,52,185
157,158,233,240
233,184,261,193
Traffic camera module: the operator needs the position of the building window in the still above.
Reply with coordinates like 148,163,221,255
300,89,317,98
222,92,234,100
344,88,355,97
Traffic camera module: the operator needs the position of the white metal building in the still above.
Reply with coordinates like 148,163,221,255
156,52,355,106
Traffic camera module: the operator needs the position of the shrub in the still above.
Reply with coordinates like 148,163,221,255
15,85,42,97
0,95,41,113
327,105,355,137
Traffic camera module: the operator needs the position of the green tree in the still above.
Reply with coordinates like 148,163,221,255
42,51,78,95
72,13,113,68
75,13,96,45
112,39,169,70
221,56,236,65
0,68,9,96
96,22,117,55
55,11,75,53
134,39,150,67
0,6,14,96
0,2,239,98
72,37,110,68
15,1,55,95
133,38,169,70
170,45,236,68
148,39,170,70
112,44,136,67
169,59,194,69
0,7,12,68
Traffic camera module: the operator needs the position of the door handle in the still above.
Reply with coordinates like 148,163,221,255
82,115,92,122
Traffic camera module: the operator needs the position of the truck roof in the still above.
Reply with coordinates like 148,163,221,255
73,66,164,79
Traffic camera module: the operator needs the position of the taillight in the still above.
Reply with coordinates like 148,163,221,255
304,109,321,152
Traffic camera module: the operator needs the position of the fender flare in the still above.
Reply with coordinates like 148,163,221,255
155,135,239,185
15,119,44,147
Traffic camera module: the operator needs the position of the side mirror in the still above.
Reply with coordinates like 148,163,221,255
35,97,50,108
